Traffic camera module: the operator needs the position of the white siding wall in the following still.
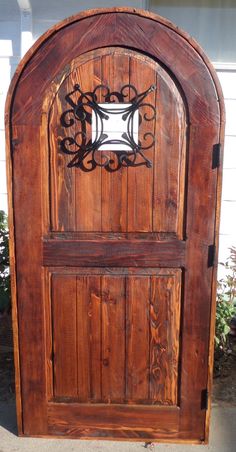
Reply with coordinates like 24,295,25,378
0,11,21,212
0,0,236,270
217,70,236,268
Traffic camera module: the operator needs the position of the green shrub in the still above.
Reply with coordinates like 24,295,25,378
215,247,236,350
0,210,10,313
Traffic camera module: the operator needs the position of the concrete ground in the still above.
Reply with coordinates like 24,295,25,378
0,403,235,452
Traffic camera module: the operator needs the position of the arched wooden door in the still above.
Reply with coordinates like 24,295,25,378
6,8,224,443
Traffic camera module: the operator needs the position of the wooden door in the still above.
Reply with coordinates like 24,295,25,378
6,8,224,443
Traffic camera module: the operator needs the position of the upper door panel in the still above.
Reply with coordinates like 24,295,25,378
48,48,187,236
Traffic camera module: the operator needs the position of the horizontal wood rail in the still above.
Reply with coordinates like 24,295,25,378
47,403,180,438
43,239,186,267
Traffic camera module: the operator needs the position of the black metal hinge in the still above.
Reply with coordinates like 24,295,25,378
201,389,209,410
11,138,20,154
208,244,216,267
212,143,221,169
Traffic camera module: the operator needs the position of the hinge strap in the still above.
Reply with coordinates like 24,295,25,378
212,143,221,169
208,244,216,267
201,389,209,410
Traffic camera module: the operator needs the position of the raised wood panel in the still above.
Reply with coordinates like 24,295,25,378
49,269,181,405
49,48,187,236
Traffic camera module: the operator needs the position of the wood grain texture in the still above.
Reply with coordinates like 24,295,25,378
43,239,186,267
149,273,181,405
9,126,47,435
52,275,77,397
49,48,186,234
101,276,126,403
47,403,179,438
5,7,224,442
101,52,129,232
49,269,181,406
126,276,150,402
127,56,155,231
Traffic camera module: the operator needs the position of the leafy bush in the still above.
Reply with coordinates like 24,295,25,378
215,246,236,350
0,210,10,313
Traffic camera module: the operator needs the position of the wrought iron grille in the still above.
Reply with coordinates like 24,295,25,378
59,83,157,172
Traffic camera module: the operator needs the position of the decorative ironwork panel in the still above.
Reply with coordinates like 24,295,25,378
59,84,157,172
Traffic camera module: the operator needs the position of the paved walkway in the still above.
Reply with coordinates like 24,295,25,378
0,404,235,452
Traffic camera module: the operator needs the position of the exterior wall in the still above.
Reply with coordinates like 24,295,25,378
0,0,235,269
31,0,148,38
217,69,236,268
0,1,21,213
149,0,236,63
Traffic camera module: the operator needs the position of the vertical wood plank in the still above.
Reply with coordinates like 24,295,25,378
89,276,102,401
52,275,77,397
50,72,76,231
76,275,102,402
126,276,150,402
101,276,126,403
153,71,186,236
149,272,181,405
127,58,156,231
12,126,47,434
101,51,128,231
75,58,102,231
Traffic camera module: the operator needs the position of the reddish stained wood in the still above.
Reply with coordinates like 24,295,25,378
76,275,102,402
88,276,102,401
127,56,156,232
101,51,129,232
149,272,181,405
101,276,126,403
10,126,47,435
76,276,90,401
75,57,102,231
179,126,220,440
51,275,77,397
11,12,220,128
153,70,187,236
49,48,186,235
126,276,150,402
47,402,179,432
50,73,76,231
43,239,186,267
6,7,224,442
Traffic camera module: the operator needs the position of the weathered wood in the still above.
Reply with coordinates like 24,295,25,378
149,273,181,405
126,276,150,402
5,7,224,443
47,403,180,435
43,239,186,267
101,276,126,403
52,275,77,397
49,48,186,234
9,126,47,435
101,52,129,232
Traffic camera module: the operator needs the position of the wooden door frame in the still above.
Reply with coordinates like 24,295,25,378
5,7,225,442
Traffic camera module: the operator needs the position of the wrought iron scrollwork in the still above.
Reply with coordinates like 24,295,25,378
59,83,157,172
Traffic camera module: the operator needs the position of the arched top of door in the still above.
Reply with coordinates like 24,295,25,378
6,7,224,130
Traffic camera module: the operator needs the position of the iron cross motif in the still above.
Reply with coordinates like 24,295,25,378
59,83,157,172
